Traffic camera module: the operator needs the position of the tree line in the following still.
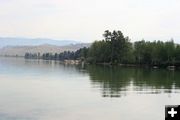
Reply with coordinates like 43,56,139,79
25,47,88,61
25,30,180,67
87,30,180,67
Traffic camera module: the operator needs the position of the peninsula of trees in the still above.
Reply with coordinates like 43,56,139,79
25,30,180,68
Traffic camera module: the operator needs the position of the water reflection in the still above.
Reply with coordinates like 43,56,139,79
86,65,180,97
0,57,88,78
1,57,180,120
1,57,180,98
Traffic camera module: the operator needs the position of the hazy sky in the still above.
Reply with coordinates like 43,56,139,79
0,0,180,43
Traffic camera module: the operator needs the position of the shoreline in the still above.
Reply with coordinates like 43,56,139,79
0,56,179,70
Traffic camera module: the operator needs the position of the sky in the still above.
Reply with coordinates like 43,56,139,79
0,0,180,43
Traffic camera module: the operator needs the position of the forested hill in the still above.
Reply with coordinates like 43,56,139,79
87,30,180,67
24,30,180,68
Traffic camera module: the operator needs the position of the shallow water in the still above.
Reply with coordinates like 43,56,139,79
0,57,180,120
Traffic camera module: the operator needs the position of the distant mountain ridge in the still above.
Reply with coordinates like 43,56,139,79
0,43,91,57
0,37,91,56
0,37,80,48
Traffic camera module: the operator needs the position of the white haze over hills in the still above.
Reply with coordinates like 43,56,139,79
0,37,91,56
0,37,81,48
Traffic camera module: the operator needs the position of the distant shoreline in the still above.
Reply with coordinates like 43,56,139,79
0,55,179,70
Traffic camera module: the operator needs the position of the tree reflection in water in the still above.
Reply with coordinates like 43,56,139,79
85,65,180,97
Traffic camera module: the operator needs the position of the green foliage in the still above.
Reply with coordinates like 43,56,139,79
25,47,89,61
88,40,111,63
87,30,180,67
133,40,178,66
25,30,180,67
88,30,133,64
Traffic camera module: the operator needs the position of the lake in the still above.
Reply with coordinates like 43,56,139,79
0,57,180,120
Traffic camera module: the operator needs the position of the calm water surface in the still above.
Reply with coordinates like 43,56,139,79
0,57,180,120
